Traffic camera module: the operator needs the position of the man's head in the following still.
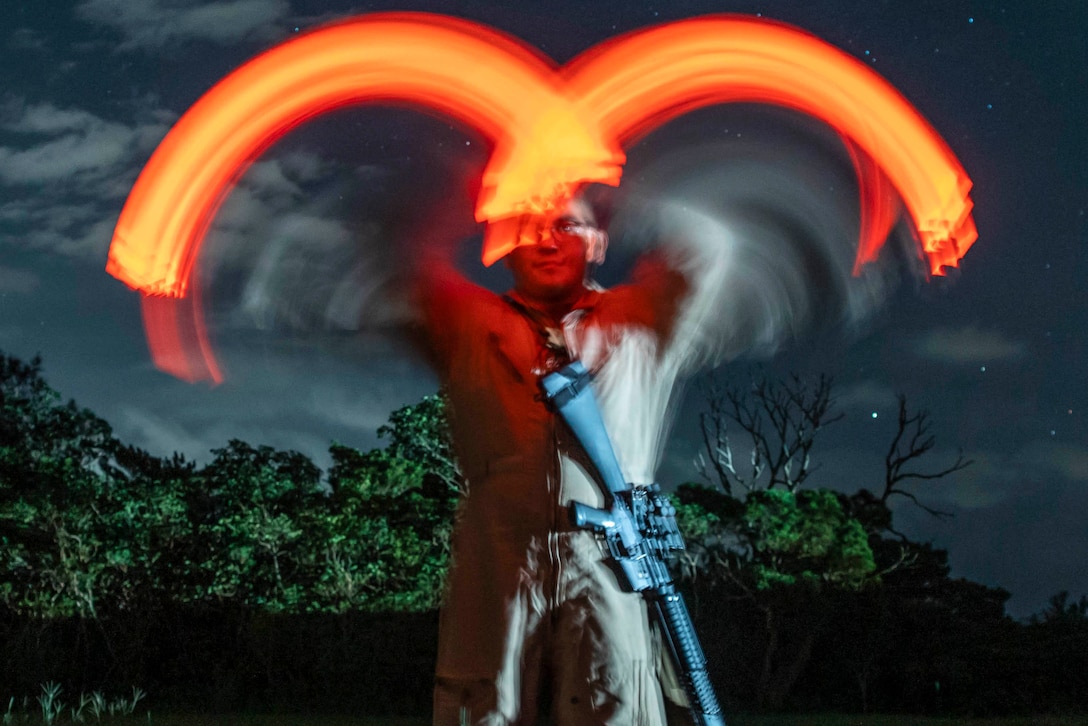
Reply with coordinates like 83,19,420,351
503,195,606,307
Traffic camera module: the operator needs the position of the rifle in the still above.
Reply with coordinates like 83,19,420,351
540,361,727,726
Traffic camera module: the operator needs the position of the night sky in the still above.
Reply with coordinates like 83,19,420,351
2,0,1085,619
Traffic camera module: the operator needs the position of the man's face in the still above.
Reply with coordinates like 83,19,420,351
505,197,596,303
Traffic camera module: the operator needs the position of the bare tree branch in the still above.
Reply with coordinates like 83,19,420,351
880,394,972,519
696,369,843,493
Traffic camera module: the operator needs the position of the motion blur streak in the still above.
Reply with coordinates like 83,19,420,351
615,134,909,363
141,285,223,384
105,13,977,382
567,16,976,275
844,140,902,275
105,12,621,297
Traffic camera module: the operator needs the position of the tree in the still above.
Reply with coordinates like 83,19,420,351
695,371,841,496
314,393,460,613
0,352,126,618
680,367,972,710
1035,591,1088,624
317,446,453,612
186,440,324,611
673,482,876,709
374,392,461,494
0,350,461,618
877,395,972,526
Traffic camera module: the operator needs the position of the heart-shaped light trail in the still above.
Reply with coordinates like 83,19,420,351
105,13,977,383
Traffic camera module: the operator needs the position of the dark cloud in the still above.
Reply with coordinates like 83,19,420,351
837,379,899,411
0,266,40,295
0,111,135,185
1020,440,1088,483
0,100,170,185
103,342,437,467
897,474,1088,619
913,326,1028,364
193,151,404,334
75,0,291,50
924,448,1026,510
0,201,121,258
0,99,171,258
6,28,48,53
918,439,1088,515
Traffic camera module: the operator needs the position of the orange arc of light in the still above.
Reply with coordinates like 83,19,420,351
106,13,622,297
105,13,978,383
565,16,976,275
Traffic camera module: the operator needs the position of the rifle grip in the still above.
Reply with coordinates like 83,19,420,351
570,501,615,532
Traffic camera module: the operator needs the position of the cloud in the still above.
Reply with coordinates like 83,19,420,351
0,327,23,347
921,449,1022,509
0,123,134,185
918,439,1088,512
117,402,343,467
837,379,898,410
0,198,126,258
1020,440,1088,482
4,103,102,135
0,95,390,316
0,100,169,186
6,28,47,52
76,0,291,49
306,360,433,434
0,266,40,294
0,99,172,258
108,343,435,469
913,326,1027,364
0,266,37,346
116,406,221,462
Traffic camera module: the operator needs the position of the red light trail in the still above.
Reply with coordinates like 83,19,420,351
105,13,977,382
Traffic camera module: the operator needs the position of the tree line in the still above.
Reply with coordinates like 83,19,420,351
1,350,1085,716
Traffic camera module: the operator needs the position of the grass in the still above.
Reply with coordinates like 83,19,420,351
7,688,1087,726
4,684,146,725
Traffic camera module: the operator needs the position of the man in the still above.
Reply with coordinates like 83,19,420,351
414,190,696,725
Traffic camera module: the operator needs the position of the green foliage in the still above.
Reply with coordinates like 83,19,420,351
375,392,460,492
1,354,127,617
313,393,461,613
6,351,1088,716
672,483,875,593
742,489,876,590
316,444,456,612
671,484,735,540
0,350,458,618
187,440,324,610
673,482,881,709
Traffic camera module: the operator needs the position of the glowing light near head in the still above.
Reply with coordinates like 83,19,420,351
105,13,977,383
